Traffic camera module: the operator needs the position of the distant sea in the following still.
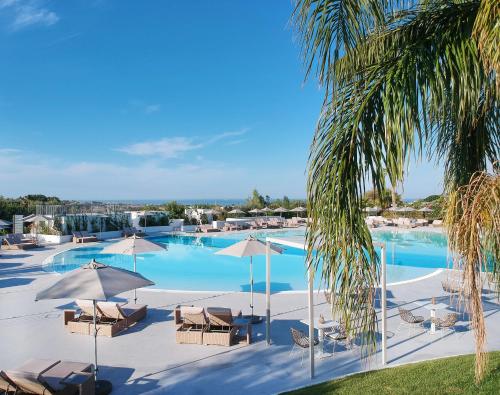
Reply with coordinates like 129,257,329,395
81,197,415,206
81,199,249,206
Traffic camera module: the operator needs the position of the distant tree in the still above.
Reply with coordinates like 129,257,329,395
422,194,442,202
247,189,265,208
163,201,185,218
363,189,401,208
282,196,291,209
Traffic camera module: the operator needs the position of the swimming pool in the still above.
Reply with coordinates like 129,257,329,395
43,229,448,292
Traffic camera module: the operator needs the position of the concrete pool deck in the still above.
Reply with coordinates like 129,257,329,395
0,242,499,394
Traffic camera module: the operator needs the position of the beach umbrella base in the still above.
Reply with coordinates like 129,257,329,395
242,314,264,324
95,379,113,395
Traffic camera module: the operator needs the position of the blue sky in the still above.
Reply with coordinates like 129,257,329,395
0,0,443,201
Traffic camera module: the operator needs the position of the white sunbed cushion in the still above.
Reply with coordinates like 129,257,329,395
180,306,204,317
97,301,125,319
76,300,95,316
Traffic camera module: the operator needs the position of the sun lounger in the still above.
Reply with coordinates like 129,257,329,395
176,306,208,344
416,218,429,226
4,359,93,395
248,221,261,230
223,223,241,231
1,233,37,250
204,307,251,346
72,231,98,244
65,299,147,337
197,224,220,233
0,370,18,394
122,227,145,237
266,219,282,229
284,218,300,228
397,218,417,228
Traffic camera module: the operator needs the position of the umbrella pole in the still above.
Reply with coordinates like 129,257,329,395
133,254,137,304
250,256,254,318
93,300,98,380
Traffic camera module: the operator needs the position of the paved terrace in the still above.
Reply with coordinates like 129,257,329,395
0,242,499,394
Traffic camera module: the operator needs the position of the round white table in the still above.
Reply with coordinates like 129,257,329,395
414,301,448,334
300,318,338,358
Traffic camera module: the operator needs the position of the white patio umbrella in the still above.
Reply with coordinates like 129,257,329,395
418,207,433,217
273,207,288,218
228,209,246,216
215,236,282,323
290,206,306,216
36,260,154,393
261,207,272,218
248,208,263,216
396,207,416,221
100,234,164,303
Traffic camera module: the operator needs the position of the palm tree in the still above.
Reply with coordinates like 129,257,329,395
294,0,498,381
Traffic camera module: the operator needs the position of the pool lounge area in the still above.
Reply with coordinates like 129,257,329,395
1,231,499,394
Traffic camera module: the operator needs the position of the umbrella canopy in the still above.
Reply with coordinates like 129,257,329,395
215,236,282,322
24,215,51,223
215,236,282,257
398,207,416,212
228,209,246,215
203,209,220,215
100,234,164,256
273,207,288,213
36,260,154,388
290,206,306,212
100,235,163,303
418,207,433,212
36,259,155,301
363,207,378,213
248,208,263,214
261,207,272,212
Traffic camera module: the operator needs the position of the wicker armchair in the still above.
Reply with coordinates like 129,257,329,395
442,280,461,294
325,323,352,353
289,328,319,366
431,313,458,336
397,307,425,335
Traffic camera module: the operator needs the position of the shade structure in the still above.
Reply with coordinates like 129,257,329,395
36,259,155,301
418,207,433,212
261,206,272,212
273,207,288,218
398,207,416,212
24,215,51,223
100,235,164,303
388,206,399,211
228,209,246,215
290,206,306,212
36,259,154,392
248,208,263,215
215,236,282,322
203,209,220,215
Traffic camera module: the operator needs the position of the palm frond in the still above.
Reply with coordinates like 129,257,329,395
445,169,500,381
297,0,499,382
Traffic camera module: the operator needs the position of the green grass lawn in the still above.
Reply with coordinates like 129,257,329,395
284,352,500,394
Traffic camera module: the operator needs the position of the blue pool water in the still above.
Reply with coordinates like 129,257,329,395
43,230,448,291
